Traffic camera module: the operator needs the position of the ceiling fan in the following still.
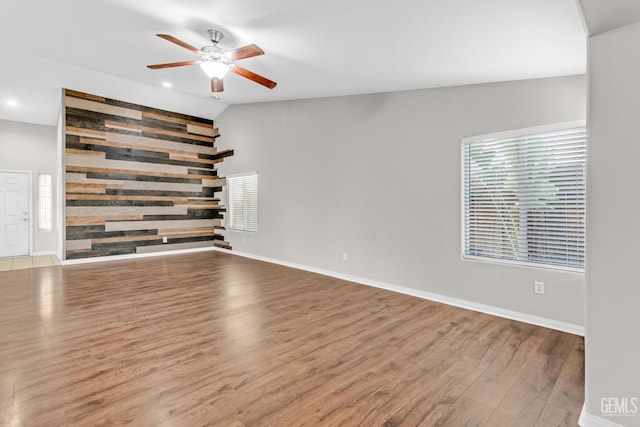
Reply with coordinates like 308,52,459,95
147,29,277,98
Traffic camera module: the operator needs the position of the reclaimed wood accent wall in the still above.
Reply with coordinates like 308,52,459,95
64,89,232,260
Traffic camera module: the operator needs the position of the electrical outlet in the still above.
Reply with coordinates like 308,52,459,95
534,281,545,295
342,252,349,261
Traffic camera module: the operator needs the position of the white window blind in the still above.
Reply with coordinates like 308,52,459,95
228,172,258,232
462,122,586,270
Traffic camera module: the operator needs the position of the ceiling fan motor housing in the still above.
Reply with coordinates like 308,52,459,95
200,45,230,65
208,29,224,44
201,30,230,66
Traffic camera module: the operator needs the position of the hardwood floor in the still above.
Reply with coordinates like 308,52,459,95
0,251,584,426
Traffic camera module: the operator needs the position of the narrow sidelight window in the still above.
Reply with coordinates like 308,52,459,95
228,172,258,232
38,173,53,232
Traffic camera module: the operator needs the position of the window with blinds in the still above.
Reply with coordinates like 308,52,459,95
228,172,258,232
462,122,586,271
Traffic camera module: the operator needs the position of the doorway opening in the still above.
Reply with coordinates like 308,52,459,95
0,171,31,258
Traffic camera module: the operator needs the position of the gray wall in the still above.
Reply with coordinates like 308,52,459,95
586,22,640,425
0,119,58,254
216,75,587,326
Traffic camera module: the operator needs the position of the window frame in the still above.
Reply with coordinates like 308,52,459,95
226,171,258,233
460,120,586,273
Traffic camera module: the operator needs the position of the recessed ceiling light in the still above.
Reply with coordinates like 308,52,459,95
161,81,172,88
5,99,19,108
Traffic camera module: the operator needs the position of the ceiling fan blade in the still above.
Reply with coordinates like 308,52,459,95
156,34,202,54
226,44,265,61
232,66,277,89
147,60,198,69
211,78,224,93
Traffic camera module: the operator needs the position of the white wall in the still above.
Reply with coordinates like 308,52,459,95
585,22,640,426
216,75,586,327
0,119,58,254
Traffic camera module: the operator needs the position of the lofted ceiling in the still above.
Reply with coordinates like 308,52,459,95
0,0,586,126
577,0,640,35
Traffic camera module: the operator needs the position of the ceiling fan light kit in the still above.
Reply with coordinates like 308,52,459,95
200,61,230,79
147,29,276,96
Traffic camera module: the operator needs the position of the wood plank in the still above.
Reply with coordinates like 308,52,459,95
202,178,226,187
65,148,105,157
65,165,213,181
66,215,144,226
66,194,188,202
66,183,124,194
462,329,547,407
66,153,191,176
547,336,585,409
186,123,216,137
106,99,212,124
91,234,161,245
104,120,215,144
65,127,107,140
534,403,578,427
66,96,142,120
103,122,142,133
483,332,577,426
136,240,214,253
65,172,88,183
121,181,202,193
169,154,215,165
65,173,125,186
142,111,214,129
68,146,214,170
212,149,234,160
91,230,213,245
105,133,216,156
65,206,188,216
65,89,106,102
441,338,510,386
105,219,221,232
96,136,215,157
65,239,92,250
433,396,494,426
157,226,215,234
173,200,220,206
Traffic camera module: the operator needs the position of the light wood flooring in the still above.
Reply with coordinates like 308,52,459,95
0,251,584,426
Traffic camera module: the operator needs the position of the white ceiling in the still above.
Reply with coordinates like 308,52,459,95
0,0,586,126
578,0,640,36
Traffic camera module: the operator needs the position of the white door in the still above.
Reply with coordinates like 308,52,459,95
0,172,30,257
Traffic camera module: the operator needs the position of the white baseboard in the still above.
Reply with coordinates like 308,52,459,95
61,246,217,265
31,251,57,256
579,406,626,427
214,248,585,336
